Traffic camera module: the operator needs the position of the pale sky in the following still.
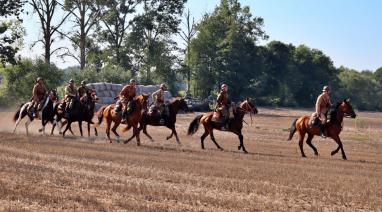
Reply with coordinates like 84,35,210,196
18,0,382,71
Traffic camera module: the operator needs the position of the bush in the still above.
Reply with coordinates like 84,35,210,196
0,59,64,104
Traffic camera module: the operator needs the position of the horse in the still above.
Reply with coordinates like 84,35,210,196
187,99,258,153
122,98,189,145
96,94,149,144
13,90,59,135
287,99,357,160
52,89,99,137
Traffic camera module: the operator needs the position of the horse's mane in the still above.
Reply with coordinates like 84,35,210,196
328,101,343,124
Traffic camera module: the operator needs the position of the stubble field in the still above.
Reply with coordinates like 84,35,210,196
0,107,381,211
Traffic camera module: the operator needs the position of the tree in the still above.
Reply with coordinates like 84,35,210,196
96,0,142,68
30,0,72,64
375,67,382,87
179,9,197,92
189,0,267,99
0,0,24,65
62,0,103,69
125,0,186,85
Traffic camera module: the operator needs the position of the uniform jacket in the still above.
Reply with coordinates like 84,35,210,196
216,90,229,108
32,83,47,102
119,85,136,100
152,89,165,105
65,85,78,97
78,86,90,97
315,93,331,114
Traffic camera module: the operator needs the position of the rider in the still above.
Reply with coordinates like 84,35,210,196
78,80,91,99
116,79,137,124
315,85,332,138
30,77,47,118
64,79,78,116
216,84,231,130
152,83,168,124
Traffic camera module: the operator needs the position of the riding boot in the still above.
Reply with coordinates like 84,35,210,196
121,110,127,124
32,106,38,118
320,123,326,138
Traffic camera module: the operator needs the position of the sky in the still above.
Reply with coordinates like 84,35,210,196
18,0,382,71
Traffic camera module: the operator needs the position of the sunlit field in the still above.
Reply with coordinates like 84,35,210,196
1,108,381,211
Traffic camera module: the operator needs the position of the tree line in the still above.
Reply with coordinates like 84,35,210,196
0,0,381,111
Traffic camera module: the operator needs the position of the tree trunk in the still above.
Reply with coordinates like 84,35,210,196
80,3,86,69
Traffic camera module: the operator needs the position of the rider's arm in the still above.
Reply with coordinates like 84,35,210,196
152,90,159,102
315,95,322,114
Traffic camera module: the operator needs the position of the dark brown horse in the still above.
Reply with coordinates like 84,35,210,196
122,98,189,144
52,89,99,137
52,90,99,137
187,99,258,153
96,94,149,144
287,99,356,160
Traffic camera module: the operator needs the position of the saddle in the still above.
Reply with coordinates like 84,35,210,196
212,111,224,123
309,113,320,127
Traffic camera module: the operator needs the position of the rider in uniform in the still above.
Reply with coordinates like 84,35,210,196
78,80,91,99
30,77,47,118
116,79,137,124
64,79,78,116
152,83,168,124
315,85,332,137
216,84,231,130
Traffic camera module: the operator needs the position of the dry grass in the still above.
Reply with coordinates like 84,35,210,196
0,108,381,211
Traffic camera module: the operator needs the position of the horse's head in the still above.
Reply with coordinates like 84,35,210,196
172,98,189,112
339,99,356,118
49,89,59,102
90,90,99,102
137,93,150,109
240,98,258,114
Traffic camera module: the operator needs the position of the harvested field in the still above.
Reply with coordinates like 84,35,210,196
0,108,381,211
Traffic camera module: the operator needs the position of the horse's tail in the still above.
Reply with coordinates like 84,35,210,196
95,105,107,127
121,124,132,133
13,104,24,122
287,118,298,141
188,114,203,136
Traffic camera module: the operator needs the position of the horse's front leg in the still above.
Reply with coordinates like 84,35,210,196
78,121,83,137
142,125,154,142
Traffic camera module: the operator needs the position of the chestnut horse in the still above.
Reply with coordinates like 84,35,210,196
287,99,356,160
187,99,258,153
122,98,189,144
96,94,149,144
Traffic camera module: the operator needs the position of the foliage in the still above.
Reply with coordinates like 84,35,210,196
0,59,64,103
0,0,24,65
189,0,268,100
65,65,132,85
335,67,382,111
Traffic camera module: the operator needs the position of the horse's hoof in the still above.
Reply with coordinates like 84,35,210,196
219,147,224,151
342,156,347,160
331,151,336,156
38,129,42,132
238,146,241,150
59,132,62,135
315,152,319,156
243,151,248,154
137,143,141,146
150,139,154,142
302,155,307,158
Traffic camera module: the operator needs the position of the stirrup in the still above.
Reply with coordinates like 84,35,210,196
159,118,165,125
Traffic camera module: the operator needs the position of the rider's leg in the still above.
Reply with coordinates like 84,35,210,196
319,113,327,138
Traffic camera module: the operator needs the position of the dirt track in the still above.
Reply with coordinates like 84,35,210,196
0,108,381,211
